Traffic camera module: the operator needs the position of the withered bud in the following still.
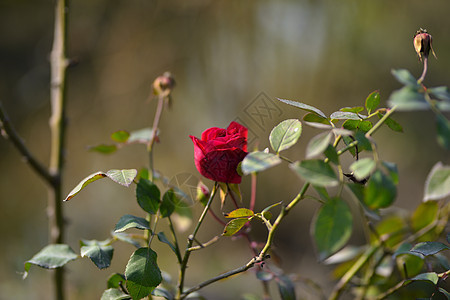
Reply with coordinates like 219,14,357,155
153,72,176,96
413,28,437,62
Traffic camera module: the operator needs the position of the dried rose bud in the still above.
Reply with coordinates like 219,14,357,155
413,28,437,62
153,72,176,96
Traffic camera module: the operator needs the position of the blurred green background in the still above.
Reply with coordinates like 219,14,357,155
1,0,449,299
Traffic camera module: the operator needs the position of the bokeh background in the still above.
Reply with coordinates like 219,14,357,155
1,0,449,299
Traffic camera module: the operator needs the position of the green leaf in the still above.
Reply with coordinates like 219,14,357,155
276,275,296,300
396,253,424,277
89,144,118,154
346,183,380,220
340,106,364,113
436,253,450,270
80,239,114,269
24,244,78,278
349,158,376,181
313,185,330,202
424,162,450,201
388,86,429,111
101,288,130,300
330,111,364,120
303,112,330,125
137,168,150,181
364,170,396,209
304,122,333,130
64,172,107,201
375,216,406,248
331,128,353,136
222,218,249,236
365,91,380,114
111,130,130,143
224,208,254,218
324,145,339,165
354,131,372,151
151,287,174,299
342,119,359,131
342,136,357,157
381,161,399,184
128,127,155,144
160,189,176,218
107,273,126,289
112,232,142,248
343,119,372,133
241,151,282,175
157,232,178,256
410,242,450,256
115,215,150,233
358,120,373,132
261,202,282,215
106,169,137,187
428,86,450,101
409,272,439,285
436,114,450,150
392,242,413,259
411,202,438,241
125,248,162,299
377,112,403,132
269,119,302,153
262,211,272,221
306,131,332,158
313,197,353,261
391,69,418,87
290,160,339,187
136,179,161,214
277,98,327,118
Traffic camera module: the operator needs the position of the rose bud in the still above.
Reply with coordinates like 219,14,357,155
190,121,248,184
413,28,437,62
153,72,176,96
196,181,210,206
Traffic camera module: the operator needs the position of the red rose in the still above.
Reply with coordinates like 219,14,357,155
190,121,248,184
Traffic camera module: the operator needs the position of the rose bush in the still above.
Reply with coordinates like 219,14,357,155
190,121,248,183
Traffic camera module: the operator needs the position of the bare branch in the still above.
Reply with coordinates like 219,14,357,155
0,101,54,184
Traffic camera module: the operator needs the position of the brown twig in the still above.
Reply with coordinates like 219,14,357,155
0,102,53,184
48,0,69,299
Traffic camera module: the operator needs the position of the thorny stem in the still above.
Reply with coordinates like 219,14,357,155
179,183,310,300
177,182,219,299
180,257,261,298
49,0,69,299
187,236,220,252
149,95,165,181
148,212,159,247
146,92,168,251
1,1,70,298
180,105,403,299
168,216,183,264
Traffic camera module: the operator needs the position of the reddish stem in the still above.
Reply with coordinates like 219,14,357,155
250,173,257,211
